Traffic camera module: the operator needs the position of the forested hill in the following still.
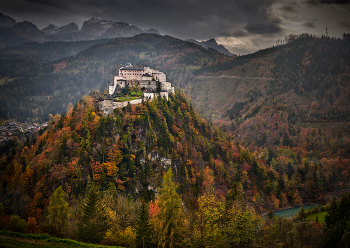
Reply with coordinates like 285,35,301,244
0,39,111,61
185,34,350,208
0,33,223,122
188,34,350,123
1,91,349,219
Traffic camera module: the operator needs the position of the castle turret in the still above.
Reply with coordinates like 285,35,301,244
103,94,114,114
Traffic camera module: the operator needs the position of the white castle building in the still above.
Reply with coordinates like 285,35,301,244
98,66,175,114
109,66,174,95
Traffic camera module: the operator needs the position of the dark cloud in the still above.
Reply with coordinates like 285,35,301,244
245,18,283,34
320,0,350,4
303,22,316,28
279,5,297,12
230,29,249,37
305,0,350,5
338,21,350,29
0,0,283,40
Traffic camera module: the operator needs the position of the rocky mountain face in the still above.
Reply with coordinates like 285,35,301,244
0,14,160,47
12,21,48,42
41,22,79,37
0,19,48,48
186,38,234,56
0,13,16,27
40,17,160,42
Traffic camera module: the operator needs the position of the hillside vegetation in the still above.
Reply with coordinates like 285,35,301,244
0,34,222,122
0,89,349,246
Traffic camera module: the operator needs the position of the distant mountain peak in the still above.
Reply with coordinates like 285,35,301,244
204,38,218,45
0,13,16,27
185,38,234,56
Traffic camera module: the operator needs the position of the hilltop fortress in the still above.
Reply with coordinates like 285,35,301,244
98,66,175,114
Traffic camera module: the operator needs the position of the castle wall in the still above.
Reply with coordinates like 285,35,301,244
160,92,169,100
113,99,143,108
153,72,166,82
109,85,116,95
103,99,114,114
139,80,157,89
161,82,172,91
114,76,123,84
119,69,143,80
144,92,155,100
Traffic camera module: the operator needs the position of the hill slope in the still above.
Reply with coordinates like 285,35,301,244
0,33,222,122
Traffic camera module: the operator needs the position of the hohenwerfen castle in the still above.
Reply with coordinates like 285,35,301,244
98,66,175,114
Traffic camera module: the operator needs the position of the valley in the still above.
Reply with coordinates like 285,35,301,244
0,28,349,247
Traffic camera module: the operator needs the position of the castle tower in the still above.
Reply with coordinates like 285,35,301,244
103,94,114,114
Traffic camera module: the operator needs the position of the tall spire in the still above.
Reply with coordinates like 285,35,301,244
326,26,328,37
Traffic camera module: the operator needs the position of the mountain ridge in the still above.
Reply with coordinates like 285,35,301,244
186,38,234,56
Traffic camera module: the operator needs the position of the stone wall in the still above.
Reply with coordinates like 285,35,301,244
113,98,143,108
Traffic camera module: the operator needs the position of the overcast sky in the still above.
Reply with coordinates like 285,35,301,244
1,0,350,54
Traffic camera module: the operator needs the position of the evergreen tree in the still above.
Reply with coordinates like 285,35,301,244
136,201,154,248
324,194,350,247
77,185,109,243
295,206,307,222
155,168,185,248
47,186,70,237
324,196,338,230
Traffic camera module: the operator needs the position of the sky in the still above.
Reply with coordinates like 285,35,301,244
1,0,350,54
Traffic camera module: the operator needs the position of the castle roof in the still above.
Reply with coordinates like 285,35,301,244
120,67,144,71
96,96,104,101
104,94,114,100
142,73,152,77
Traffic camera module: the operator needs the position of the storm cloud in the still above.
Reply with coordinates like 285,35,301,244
1,0,283,40
0,0,349,54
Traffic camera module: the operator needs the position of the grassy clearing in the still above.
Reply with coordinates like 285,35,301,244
0,237,64,248
0,77,21,86
0,231,124,248
306,211,326,224
139,52,146,58
116,96,140,102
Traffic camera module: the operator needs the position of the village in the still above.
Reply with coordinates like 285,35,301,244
97,65,175,114
0,121,48,144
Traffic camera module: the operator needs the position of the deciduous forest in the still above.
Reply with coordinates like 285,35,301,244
0,33,349,247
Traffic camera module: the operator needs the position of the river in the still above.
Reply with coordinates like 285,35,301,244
272,204,323,218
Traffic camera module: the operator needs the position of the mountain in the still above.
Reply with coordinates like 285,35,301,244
186,38,234,56
41,22,79,37
0,20,48,48
12,21,48,42
0,13,16,27
0,33,222,122
0,27,34,48
0,39,110,61
0,14,160,47
40,17,160,42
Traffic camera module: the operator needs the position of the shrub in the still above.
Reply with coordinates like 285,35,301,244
27,217,39,234
9,215,27,233
320,205,327,211
311,205,320,214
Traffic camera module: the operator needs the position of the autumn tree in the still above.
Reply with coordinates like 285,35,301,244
47,186,70,237
192,167,226,247
153,168,185,248
224,202,262,247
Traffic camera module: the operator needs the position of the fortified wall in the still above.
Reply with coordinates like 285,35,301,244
98,66,175,114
